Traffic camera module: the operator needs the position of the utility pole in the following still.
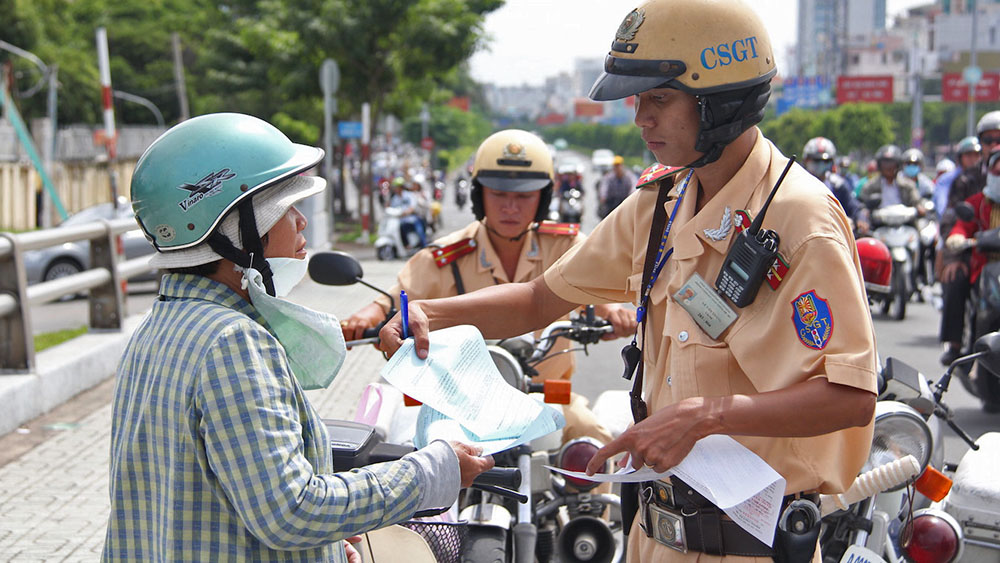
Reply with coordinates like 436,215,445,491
361,102,372,239
967,0,980,137
171,33,189,122
911,31,924,149
95,27,118,202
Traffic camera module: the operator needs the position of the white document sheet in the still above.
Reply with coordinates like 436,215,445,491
380,325,565,450
547,434,785,546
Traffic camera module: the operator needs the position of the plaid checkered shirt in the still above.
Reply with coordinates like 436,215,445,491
103,274,422,561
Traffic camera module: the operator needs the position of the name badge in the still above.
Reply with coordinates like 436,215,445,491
673,272,737,339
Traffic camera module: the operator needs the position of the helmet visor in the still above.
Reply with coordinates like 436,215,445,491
589,55,687,101
476,170,551,192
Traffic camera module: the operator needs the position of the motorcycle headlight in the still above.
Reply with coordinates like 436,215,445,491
557,437,607,491
863,402,933,490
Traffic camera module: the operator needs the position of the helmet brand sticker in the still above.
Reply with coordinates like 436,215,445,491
177,168,237,211
154,224,176,242
792,290,832,350
615,8,645,42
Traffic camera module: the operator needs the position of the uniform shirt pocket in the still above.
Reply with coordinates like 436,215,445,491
662,312,733,399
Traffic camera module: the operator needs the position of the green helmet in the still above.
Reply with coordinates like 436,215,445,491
132,113,323,252
957,135,982,156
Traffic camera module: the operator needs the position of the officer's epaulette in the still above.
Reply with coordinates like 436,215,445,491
429,238,477,268
535,221,580,236
636,163,685,189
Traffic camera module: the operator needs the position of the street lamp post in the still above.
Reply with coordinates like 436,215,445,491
112,90,165,128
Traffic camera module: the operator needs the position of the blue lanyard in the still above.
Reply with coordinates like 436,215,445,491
636,169,693,324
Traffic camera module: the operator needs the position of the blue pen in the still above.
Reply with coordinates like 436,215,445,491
400,290,409,339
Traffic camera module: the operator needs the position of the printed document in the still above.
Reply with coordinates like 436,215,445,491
548,434,785,546
381,325,565,453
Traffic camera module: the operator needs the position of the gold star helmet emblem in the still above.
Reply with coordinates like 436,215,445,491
502,142,527,161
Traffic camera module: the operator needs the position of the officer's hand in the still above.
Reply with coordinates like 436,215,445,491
377,301,431,359
344,536,363,563
941,261,969,284
449,441,495,488
585,398,702,475
342,302,387,345
594,304,637,340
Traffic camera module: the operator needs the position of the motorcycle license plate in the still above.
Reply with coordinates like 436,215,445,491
839,544,886,563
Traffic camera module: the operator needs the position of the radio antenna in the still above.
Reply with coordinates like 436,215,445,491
748,155,797,236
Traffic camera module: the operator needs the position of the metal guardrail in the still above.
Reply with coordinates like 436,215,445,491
0,218,158,373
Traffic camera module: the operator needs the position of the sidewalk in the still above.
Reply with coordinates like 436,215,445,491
0,254,400,562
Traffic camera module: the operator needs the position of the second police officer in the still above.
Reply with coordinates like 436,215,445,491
378,1,877,561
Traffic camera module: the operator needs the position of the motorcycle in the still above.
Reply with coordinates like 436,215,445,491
915,200,939,298
818,331,1000,563
455,177,470,210
950,202,1000,411
559,188,585,224
374,207,423,261
870,204,921,320
308,250,624,563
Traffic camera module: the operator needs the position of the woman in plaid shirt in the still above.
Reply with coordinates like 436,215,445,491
103,113,493,562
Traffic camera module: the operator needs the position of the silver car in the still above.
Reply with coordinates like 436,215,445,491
22,202,159,285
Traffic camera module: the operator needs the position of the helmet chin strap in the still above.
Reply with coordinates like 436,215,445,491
483,219,533,242
684,82,771,170
207,198,276,296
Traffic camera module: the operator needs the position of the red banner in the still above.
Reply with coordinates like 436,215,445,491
574,99,605,118
536,112,566,126
941,72,1000,102
836,75,894,104
447,96,470,112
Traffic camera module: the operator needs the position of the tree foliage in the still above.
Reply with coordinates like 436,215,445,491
0,0,501,144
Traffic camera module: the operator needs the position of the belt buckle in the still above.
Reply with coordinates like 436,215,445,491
647,503,688,553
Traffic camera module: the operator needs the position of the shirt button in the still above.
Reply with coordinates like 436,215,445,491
678,331,689,342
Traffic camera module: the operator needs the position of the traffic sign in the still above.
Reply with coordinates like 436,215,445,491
338,121,363,139
421,137,435,151
964,65,983,86
320,59,340,94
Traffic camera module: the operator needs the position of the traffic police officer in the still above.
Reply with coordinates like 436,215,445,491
344,129,635,444
379,1,877,561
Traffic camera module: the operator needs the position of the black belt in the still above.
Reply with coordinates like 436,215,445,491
638,477,819,557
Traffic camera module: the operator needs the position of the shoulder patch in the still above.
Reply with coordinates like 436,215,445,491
430,238,477,268
792,290,833,350
734,209,791,290
536,221,580,236
637,163,685,188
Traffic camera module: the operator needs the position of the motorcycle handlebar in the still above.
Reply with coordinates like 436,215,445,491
473,467,522,490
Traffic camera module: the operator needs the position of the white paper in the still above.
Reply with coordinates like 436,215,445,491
381,325,565,451
547,434,785,546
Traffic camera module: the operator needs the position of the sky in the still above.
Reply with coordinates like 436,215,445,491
468,0,932,87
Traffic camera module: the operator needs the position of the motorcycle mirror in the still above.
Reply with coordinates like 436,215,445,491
956,201,976,222
974,331,1000,355
308,251,363,286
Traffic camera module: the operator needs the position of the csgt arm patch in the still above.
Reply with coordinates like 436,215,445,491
792,290,833,350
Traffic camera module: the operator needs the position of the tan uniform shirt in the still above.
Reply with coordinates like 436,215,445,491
376,220,586,381
545,132,877,561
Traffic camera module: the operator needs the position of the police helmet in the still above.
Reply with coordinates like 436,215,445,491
977,111,1000,135
589,0,775,168
956,136,982,156
901,148,924,166
131,113,325,295
471,129,554,222
803,137,837,161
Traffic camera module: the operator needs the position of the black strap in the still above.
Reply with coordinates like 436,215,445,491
205,198,275,296
630,176,676,424
449,261,466,295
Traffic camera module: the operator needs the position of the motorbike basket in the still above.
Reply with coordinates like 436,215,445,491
400,520,468,563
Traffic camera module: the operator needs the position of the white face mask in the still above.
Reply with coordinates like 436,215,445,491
265,257,309,297
986,174,1000,203
241,266,347,390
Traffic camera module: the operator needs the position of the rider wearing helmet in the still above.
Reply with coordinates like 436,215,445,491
388,175,427,248
803,137,860,222
901,147,935,198
375,2,877,561
107,113,493,561
858,144,925,234
343,128,635,445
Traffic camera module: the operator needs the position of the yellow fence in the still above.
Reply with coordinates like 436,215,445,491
0,160,137,231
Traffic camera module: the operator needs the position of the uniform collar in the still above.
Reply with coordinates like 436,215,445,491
672,132,770,261
474,220,541,283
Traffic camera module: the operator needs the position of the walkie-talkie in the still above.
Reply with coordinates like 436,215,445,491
715,156,797,308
